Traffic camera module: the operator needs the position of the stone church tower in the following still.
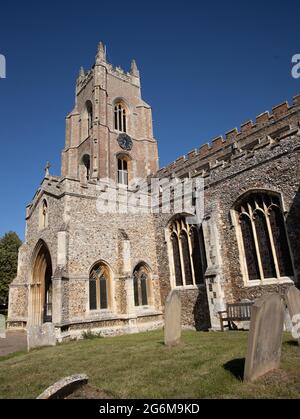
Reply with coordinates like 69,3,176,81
7,43,163,338
62,42,158,183
8,42,300,339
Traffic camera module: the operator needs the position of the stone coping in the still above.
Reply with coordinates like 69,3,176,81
37,374,88,399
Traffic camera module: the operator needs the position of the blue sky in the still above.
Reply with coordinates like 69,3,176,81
1,0,300,239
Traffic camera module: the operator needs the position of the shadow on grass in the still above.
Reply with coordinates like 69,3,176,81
223,358,245,381
284,340,299,347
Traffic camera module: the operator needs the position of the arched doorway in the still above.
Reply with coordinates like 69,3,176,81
29,241,53,325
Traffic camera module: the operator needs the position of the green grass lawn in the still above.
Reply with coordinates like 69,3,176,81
0,330,299,399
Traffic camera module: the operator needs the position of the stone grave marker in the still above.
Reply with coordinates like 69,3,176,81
244,293,285,382
0,314,6,339
164,290,181,347
286,286,300,346
27,323,56,351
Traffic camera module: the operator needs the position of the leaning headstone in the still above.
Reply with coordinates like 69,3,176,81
37,374,88,399
164,290,181,347
27,323,56,351
286,286,300,346
244,293,285,382
0,314,6,339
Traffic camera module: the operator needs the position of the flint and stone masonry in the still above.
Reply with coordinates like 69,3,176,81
7,43,300,341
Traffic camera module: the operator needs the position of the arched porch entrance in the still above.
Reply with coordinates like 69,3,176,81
29,241,53,325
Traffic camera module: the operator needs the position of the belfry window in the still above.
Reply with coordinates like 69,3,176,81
169,217,207,288
89,262,110,311
118,158,128,186
81,154,91,181
86,101,93,136
133,263,150,307
236,192,294,282
114,103,127,133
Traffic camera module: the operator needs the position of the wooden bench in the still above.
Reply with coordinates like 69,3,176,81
218,302,254,331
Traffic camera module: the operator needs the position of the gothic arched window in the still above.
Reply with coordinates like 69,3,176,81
236,192,294,282
169,218,207,288
133,263,150,306
117,158,128,186
89,262,110,311
114,103,127,133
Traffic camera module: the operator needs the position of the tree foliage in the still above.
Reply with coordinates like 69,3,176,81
0,232,22,305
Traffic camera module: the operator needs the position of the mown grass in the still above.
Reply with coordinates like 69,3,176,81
0,331,299,399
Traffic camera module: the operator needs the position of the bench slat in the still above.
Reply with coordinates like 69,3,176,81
219,302,253,331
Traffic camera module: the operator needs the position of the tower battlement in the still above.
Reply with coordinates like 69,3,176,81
76,42,140,95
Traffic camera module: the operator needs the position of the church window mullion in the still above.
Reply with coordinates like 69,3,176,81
187,225,196,286
249,204,265,282
123,109,127,133
171,232,183,287
178,229,187,287
114,107,118,130
263,202,281,279
96,275,100,310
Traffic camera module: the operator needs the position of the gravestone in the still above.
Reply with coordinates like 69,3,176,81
244,293,285,382
164,290,181,347
37,374,89,399
0,314,6,339
27,323,56,351
286,286,300,345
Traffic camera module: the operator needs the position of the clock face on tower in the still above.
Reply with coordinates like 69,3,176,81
117,133,133,151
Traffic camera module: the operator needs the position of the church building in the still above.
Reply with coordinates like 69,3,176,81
7,43,300,339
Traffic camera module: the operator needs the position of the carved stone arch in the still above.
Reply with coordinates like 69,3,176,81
232,188,283,212
112,97,130,113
